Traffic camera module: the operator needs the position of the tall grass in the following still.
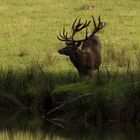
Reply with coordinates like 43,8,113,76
0,44,139,122
0,0,139,123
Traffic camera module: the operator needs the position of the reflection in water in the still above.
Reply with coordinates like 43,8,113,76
0,109,140,140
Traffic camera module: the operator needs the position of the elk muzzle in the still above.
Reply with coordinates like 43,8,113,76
58,49,63,54
58,47,75,56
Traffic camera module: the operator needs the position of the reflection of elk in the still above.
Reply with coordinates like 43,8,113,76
58,16,106,77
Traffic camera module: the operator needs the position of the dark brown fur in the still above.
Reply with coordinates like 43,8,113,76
59,36,101,77
58,16,106,77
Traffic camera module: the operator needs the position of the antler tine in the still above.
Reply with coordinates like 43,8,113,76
58,16,106,43
98,15,101,23
73,15,106,42
79,20,91,31
85,27,88,39
98,15,101,28
57,35,66,41
85,20,91,26
57,32,67,41
71,17,91,40
88,15,106,38
72,18,78,30
97,15,106,29
92,16,97,29
72,18,82,31
57,27,70,41
62,27,68,38
78,18,81,25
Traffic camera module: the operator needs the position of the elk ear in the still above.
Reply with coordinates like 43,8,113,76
75,42,81,47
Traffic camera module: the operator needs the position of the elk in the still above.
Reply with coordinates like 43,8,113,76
57,16,106,77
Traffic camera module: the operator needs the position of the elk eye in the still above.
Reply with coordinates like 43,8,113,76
65,42,69,45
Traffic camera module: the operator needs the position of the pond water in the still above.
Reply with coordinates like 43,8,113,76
0,109,140,140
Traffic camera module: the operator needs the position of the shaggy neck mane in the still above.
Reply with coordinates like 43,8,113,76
70,51,81,70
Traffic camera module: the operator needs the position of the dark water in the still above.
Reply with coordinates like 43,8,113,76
0,109,140,140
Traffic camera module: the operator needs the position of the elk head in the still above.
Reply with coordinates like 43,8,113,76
58,16,106,55
58,18,91,55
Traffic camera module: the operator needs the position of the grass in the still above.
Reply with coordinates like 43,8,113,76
0,0,140,123
0,63,139,122
0,0,139,69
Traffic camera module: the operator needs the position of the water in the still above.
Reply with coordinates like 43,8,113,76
0,109,140,140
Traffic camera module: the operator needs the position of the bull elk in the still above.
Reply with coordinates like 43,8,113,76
57,16,106,77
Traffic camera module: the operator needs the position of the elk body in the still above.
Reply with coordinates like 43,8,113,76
58,16,106,77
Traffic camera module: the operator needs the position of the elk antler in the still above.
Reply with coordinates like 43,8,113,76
87,16,106,39
71,18,91,40
57,16,106,43
57,18,91,43
57,27,71,42
71,16,106,42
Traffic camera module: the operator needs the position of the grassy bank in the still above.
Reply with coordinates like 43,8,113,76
0,62,139,123
0,0,140,124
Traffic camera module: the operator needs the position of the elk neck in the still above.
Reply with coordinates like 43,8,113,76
69,49,82,70
69,49,90,76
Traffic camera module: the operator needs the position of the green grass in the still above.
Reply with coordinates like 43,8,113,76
0,0,140,123
0,65,139,122
0,0,139,70
52,82,94,94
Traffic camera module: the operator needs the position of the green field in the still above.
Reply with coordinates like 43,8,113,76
0,0,140,123
0,0,139,70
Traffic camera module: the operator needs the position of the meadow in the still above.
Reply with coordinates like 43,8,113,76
0,0,140,123
0,0,139,69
